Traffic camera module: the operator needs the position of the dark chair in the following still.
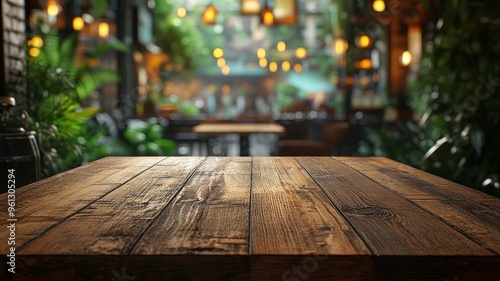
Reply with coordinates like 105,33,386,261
322,122,350,155
278,140,332,156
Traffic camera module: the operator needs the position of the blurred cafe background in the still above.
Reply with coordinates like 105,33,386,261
1,0,499,197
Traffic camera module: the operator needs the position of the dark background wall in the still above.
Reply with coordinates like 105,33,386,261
1,0,26,97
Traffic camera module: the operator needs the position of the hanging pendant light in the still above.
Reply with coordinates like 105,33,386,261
202,3,217,25
261,1,274,26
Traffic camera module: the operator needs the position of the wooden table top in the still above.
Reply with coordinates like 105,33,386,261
1,157,499,281
192,123,285,135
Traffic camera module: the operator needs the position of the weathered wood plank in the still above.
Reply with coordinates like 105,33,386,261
133,157,252,255
250,157,371,280
298,157,492,256
0,157,165,253
341,157,500,255
1,156,498,281
355,157,498,203
251,157,369,255
18,157,204,255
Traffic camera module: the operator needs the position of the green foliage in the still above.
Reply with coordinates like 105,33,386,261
366,0,500,197
88,0,108,18
158,95,200,118
153,0,209,70
25,22,129,177
275,83,303,109
86,118,176,161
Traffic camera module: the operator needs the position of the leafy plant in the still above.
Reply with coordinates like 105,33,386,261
365,0,500,197
275,83,304,110
22,19,129,177
86,118,176,161
153,0,208,71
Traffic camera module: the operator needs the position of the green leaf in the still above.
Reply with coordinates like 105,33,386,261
145,124,163,140
123,129,147,146
154,139,177,156
88,38,130,58
75,70,120,100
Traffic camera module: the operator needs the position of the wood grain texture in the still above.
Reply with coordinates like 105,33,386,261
0,157,166,253
18,157,204,255
251,157,369,255
0,156,498,281
250,157,372,280
341,157,500,255
297,157,492,256
133,157,252,255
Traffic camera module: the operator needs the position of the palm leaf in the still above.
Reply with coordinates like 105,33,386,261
75,69,120,100
88,38,130,58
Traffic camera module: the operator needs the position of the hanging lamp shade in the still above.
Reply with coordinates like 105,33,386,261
261,4,274,26
201,4,217,25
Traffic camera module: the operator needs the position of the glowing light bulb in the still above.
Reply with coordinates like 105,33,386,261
373,0,385,12
73,16,84,31
401,51,412,66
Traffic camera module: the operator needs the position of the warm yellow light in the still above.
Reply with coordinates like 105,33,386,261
269,61,278,72
98,22,109,38
73,16,84,31
217,57,226,68
177,7,187,18
373,0,385,12
257,48,266,59
277,41,286,52
295,47,307,59
282,61,291,72
221,65,230,75
47,1,60,16
294,64,303,72
29,48,40,58
30,36,44,48
202,4,217,25
213,48,223,58
401,51,412,66
334,39,348,55
357,35,371,48
261,5,274,26
259,58,268,68
241,0,261,14
356,59,372,69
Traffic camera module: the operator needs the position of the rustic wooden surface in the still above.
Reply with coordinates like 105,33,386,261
0,157,499,281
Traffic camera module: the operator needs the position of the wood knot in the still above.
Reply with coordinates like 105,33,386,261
342,207,392,217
